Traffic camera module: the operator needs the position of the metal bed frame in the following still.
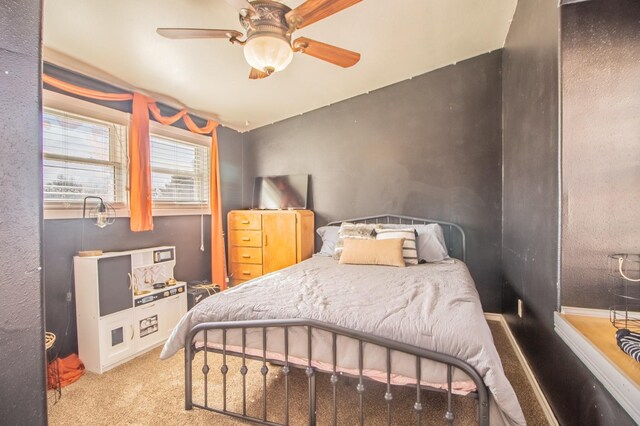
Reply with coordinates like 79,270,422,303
184,215,488,425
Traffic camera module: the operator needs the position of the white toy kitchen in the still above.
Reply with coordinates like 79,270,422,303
74,246,187,373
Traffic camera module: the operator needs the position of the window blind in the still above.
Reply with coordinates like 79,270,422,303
43,109,125,203
150,134,209,206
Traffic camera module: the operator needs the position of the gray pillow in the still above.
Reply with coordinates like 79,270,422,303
316,226,340,256
381,223,449,262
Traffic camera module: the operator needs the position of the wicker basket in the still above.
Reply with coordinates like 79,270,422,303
45,332,56,351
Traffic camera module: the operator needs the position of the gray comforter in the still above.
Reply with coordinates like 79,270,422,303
161,256,526,425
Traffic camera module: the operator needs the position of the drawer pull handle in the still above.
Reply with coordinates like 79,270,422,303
242,255,251,259
241,220,250,224
242,271,251,276
241,237,251,241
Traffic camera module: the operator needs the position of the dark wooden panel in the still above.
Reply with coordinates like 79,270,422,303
98,256,133,316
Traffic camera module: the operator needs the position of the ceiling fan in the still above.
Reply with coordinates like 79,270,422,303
157,0,362,79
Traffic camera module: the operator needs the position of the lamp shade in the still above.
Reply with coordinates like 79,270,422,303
95,211,109,228
243,34,293,74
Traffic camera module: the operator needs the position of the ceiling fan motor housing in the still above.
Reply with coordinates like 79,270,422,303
241,1,294,73
240,1,292,42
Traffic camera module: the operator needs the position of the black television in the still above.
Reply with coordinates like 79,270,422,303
252,174,309,210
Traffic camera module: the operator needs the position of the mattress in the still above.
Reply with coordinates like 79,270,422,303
161,255,526,426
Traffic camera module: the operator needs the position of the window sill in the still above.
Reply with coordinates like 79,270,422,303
44,207,211,220
152,208,211,217
554,309,640,423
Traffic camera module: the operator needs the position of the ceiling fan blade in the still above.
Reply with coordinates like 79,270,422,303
156,28,243,40
224,0,256,14
249,67,271,79
286,0,362,29
293,37,360,68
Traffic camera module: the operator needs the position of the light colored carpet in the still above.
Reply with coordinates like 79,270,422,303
48,321,548,425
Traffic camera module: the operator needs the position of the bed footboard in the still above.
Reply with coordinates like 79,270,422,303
184,319,489,426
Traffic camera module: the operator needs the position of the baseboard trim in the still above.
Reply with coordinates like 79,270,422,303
484,313,558,425
560,306,611,318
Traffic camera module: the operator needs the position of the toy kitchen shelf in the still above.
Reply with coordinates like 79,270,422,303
74,246,187,374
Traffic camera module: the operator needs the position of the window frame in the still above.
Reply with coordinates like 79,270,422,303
148,120,211,215
43,90,129,219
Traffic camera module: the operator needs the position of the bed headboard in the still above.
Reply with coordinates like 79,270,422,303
327,214,466,262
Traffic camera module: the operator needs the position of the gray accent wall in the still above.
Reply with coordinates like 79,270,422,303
44,128,244,357
244,52,504,312
561,0,640,308
501,0,559,336
0,0,47,423
501,0,565,419
219,126,245,233
502,0,635,423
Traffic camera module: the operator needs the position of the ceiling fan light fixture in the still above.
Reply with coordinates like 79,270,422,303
243,33,293,74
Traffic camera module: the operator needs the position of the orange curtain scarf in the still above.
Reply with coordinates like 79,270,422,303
42,74,227,288
129,93,153,231
42,74,133,102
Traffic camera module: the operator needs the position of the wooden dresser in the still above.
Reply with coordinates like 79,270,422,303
227,210,314,286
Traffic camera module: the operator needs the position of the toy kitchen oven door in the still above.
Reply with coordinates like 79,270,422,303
74,246,187,374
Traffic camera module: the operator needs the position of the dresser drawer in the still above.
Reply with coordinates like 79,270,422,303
229,230,262,247
230,263,263,281
229,212,262,230
230,247,262,264
230,279,249,287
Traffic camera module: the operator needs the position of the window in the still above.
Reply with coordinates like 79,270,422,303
43,108,126,205
42,91,212,218
150,134,209,207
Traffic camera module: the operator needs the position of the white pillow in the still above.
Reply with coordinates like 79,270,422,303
316,226,339,256
381,223,449,262
415,224,449,262
375,228,418,265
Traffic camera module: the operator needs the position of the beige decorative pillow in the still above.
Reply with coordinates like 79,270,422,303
375,228,419,265
338,238,406,267
333,222,381,260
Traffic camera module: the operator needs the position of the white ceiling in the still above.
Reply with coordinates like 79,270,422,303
43,0,517,132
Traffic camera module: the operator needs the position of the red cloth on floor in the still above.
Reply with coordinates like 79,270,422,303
48,354,85,389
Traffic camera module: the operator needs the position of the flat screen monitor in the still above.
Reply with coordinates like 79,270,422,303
252,174,308,210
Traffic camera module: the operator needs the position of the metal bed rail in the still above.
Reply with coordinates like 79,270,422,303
185,319,489,426
326,214,466,262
